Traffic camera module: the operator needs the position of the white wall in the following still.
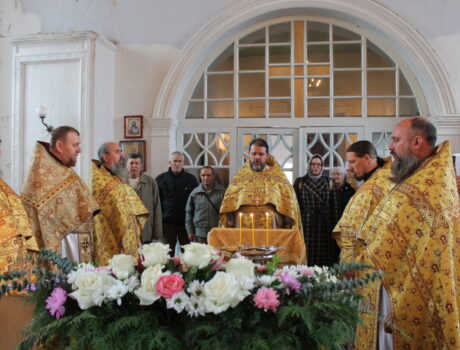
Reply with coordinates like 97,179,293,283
2,0,460,183
0,0,40,183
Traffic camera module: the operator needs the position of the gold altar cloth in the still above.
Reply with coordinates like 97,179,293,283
208,228,306,265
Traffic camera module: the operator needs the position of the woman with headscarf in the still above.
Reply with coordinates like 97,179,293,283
294,155,337,266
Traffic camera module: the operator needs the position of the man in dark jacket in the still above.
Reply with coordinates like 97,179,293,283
156,151,198,253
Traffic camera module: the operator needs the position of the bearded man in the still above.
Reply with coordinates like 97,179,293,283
91,142,148,265
356,117,460,349
21,126,98,263
219,138,302,232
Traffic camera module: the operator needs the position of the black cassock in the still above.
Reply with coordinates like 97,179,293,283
294,175,337,267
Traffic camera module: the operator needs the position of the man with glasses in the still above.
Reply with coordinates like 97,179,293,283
294,155,335,266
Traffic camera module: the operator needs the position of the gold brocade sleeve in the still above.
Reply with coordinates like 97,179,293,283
219,155,302,232
0,178,38,273
360,141,460,350
333,158,393,263
91,161,148,265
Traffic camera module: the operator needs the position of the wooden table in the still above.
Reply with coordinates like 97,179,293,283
0,296,34,350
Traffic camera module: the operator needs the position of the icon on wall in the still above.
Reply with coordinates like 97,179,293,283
124,115,143,138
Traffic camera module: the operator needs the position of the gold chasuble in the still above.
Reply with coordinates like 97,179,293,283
333,158,394,264
332,158,394,350
91,160,148,265
359,141,460,350
0,178,38,273
21,142,98,263
219,155,302,231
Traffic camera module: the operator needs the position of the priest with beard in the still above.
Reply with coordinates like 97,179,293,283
219,138,302,233
91,142,148,265
356,117,460,349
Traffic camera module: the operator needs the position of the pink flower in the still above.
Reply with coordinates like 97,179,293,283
300,268,315,277
45,287,67,320
256,266,267,272
210,251,225,271
279,272,301,294
156,274,185,299
253,287,280,312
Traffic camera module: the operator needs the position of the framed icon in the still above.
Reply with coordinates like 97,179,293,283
120,140,147,171
124,115,143,138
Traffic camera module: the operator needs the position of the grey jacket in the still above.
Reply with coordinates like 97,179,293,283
134,173,163,242
185,183,226,238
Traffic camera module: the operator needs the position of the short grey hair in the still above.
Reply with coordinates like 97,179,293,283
170,151,184,160
331,166,347,179
97,143,110,162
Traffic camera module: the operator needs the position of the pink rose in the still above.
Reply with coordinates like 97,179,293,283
256,266,267,272
253,287,280,312
156,274,185,299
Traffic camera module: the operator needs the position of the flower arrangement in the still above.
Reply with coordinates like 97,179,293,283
1,243,382,350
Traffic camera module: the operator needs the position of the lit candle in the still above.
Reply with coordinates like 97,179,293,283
239,212,243,246
250,213,255,247
265,212,269,247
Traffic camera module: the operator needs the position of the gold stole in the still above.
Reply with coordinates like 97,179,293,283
91,160,148,265
21,142,98,263
0,178,38,273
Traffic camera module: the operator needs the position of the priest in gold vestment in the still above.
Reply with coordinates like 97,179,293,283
91,142,148,265
332,141,394,350
357,117,460,349
219,139,303,247
21,127,99,263
0,177,38,273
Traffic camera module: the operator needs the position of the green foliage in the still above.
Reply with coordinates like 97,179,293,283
12,249,382,350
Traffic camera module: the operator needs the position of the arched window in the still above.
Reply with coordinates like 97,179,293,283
186,20,418,119
179,18,420,184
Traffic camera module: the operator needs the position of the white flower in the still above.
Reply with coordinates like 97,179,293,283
186,295,206,318
139,243,170,267
180,243,216,269
225,257,255,278
69,270,116,309
123,274,140,293
257,275,277,287
187,280,205,297
203,271,246,314
107,280,129,305
166,291,189,313
109,254,137,280
236,276,255,291
134,265,168,305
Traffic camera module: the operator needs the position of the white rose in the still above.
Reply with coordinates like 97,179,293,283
203,271,244,314
69,270,116,309
139,243,170,267
225,257,255,278
109,254,138,280
134,265,168,305
180,243,216,268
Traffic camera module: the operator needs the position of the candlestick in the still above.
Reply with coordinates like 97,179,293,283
265,212,269,247
250,213,255,248
239,212,243,246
